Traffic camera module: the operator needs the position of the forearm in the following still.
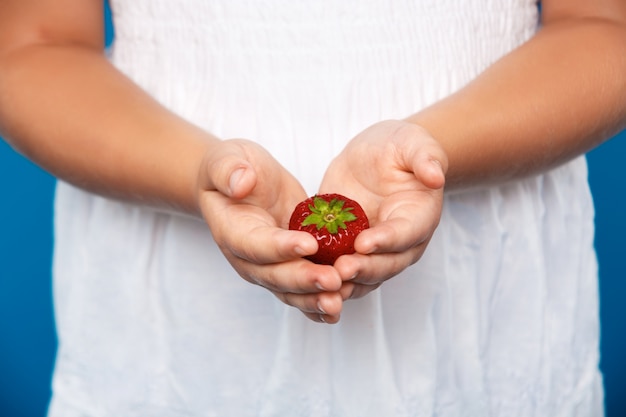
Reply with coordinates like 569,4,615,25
0,44,216,215
407,17,626,189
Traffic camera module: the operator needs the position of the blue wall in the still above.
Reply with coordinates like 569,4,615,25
587,134,626,417
0,3,625,416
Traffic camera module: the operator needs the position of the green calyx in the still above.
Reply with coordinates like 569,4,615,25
302,196,357,234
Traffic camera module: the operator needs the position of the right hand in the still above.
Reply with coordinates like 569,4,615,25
196,139,349,323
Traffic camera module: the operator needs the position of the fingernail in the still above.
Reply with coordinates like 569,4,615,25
315,281,326,291
366,245,378,255
431,158,446,176
317,301,327,314
228,168,246,195
294,245,307,256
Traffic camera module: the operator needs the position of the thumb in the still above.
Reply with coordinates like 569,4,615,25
204,146,258,199
404,138,448,190
414,153,446,190
226,164,257,199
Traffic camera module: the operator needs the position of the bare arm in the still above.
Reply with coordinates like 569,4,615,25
319,0,626,296
0,0,346,323
0,0,215,215
408,0,626,189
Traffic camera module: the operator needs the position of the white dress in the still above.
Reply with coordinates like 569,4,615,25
48,1,603,416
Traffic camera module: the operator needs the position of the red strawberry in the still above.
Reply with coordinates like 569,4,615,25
289,193,369,265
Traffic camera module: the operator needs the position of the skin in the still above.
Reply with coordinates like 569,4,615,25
1,0,625,324
321,0,626,310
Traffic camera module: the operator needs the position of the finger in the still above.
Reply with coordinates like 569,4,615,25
398,126,448,189
414,155,447,190
335,249,424,286
337,280,380,300
203,143,258,198
212,158,257,198
204,188,318,264
226,224,319,265
302,312,341,324
231,256,343,294
342,282,381,300
354,212,435,255
227,165,258,199
274,290,343,317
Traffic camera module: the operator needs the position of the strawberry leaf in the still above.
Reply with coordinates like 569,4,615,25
301,195,359,234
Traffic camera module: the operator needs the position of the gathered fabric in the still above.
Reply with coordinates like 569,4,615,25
48,1,602,416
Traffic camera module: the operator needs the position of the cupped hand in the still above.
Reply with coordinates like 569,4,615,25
319,120,448,299
197,138,348,323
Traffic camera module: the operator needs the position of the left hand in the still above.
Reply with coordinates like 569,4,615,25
319,120,448,299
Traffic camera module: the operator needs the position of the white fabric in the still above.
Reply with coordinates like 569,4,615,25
48,1,603,416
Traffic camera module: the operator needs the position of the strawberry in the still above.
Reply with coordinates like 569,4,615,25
289,193,369,265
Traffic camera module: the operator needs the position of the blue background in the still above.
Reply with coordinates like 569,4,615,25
1,3,625,416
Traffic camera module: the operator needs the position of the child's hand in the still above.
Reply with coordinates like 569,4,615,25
197,139,345,323
319,120,448,299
